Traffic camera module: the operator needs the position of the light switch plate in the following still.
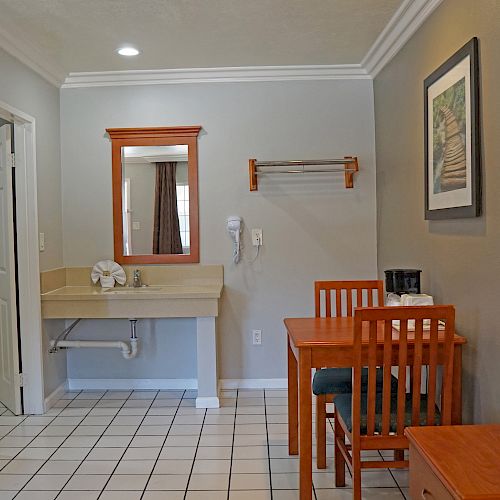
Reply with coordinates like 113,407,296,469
39,232,45,252
252,329,262,345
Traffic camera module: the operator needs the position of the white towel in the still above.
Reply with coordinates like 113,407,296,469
91,260,126,288
392,320,446,332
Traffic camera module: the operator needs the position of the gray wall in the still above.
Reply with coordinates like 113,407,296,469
0,48,63,271
60,79,378,381
0,47,66,397
374,0,500,423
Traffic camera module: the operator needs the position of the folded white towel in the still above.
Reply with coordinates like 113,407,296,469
392,320,446,331
91,260,126,288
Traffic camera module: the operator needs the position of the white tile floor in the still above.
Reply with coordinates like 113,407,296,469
0,389,409,499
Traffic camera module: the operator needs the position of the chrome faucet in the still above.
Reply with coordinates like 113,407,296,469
132,269,142,288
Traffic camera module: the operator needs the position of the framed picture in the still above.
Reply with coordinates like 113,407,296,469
424,37,481,220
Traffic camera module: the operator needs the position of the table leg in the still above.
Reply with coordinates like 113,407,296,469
452,345,462,424
299,348,313,500
288,337,298,455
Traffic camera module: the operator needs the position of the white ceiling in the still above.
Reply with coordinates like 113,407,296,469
123,145,188,163
0,0,402,75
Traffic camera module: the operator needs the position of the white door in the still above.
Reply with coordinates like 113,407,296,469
0,124,22,415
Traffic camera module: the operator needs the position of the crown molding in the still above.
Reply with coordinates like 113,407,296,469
362,0,444,78
61,64,370,88
0,0,443,89
0,25,66,87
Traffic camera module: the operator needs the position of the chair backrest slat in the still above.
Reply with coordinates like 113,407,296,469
352,305,456,441
441,312,455,425
325,290,331,317
352,311,363,444
396,319,408,435
335,290,342,317
366,320,378,435
427,320,439,425
314,280,384,318
381,319,393,435
346,289,353,317
367,289,374,307
411,319,424,426
357,288,363,309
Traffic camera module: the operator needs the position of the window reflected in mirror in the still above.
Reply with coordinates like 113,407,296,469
121,145,190,256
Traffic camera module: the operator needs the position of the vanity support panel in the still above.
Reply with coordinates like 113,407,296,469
196,316,220,408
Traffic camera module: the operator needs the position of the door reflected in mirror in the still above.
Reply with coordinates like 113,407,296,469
122,145,190,256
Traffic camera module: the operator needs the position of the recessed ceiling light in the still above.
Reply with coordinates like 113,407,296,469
117,47,140,57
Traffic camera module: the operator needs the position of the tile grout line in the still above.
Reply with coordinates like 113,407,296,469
182,398,207,499
96,390,165,499
0,407,57,471
263,389,274,500
0,390,408,499
139,389,187,500
0,390,79,472
51,389,136,499
7,390,86,496
226,389,238,500
13,389,109,498
385,452,408,498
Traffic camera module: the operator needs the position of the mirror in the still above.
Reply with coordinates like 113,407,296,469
122,145,190,256
107,127,201,264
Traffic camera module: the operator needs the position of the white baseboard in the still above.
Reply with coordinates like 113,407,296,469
196,396,220,409
219,378,288,389
66,378,288,391
44,381,69,412
67,378,198,391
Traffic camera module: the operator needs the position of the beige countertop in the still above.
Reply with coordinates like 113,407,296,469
40,265,224,319
41,284,223,301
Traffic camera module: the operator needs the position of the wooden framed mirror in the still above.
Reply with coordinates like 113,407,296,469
107,126,201,264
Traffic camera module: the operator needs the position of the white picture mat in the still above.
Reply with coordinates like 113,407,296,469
427,56,472,211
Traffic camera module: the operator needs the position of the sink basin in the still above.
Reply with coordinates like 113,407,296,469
103,286,168,293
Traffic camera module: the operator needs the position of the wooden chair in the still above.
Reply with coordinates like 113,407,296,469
313,280,385,469
334,305,456,500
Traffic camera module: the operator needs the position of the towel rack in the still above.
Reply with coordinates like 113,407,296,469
248,156,359,191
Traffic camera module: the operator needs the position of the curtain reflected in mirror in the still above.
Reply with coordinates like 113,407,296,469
121,145,190,256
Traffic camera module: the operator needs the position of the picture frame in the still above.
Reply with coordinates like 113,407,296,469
424,37,481,220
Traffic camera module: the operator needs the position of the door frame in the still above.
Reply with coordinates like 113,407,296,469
0,100,44,414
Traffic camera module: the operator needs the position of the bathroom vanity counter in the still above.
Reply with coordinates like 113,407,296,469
41,284,222,319
40,265,224,408
40,265,223,319
42,284,222,299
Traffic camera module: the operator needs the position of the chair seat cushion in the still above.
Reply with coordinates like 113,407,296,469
333,392,441,434
312,368,398,396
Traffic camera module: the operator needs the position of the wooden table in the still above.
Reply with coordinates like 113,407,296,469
405,425,500,499
285,317,466,500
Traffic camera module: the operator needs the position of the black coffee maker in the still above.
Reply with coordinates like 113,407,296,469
384,269,422,295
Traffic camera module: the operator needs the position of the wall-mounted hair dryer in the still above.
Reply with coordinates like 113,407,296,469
227,216,242,264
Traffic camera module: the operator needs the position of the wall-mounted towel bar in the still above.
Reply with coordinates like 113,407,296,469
248,156,359,191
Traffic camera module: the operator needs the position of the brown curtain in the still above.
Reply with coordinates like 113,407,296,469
153,162,183,254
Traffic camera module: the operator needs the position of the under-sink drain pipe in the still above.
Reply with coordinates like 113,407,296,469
49,319,139,360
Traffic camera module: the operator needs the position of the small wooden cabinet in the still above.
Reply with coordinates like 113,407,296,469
405,425,500,500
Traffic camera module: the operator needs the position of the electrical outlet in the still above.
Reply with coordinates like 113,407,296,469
251,228,263,246
252,329,262,345
39,233,45,252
